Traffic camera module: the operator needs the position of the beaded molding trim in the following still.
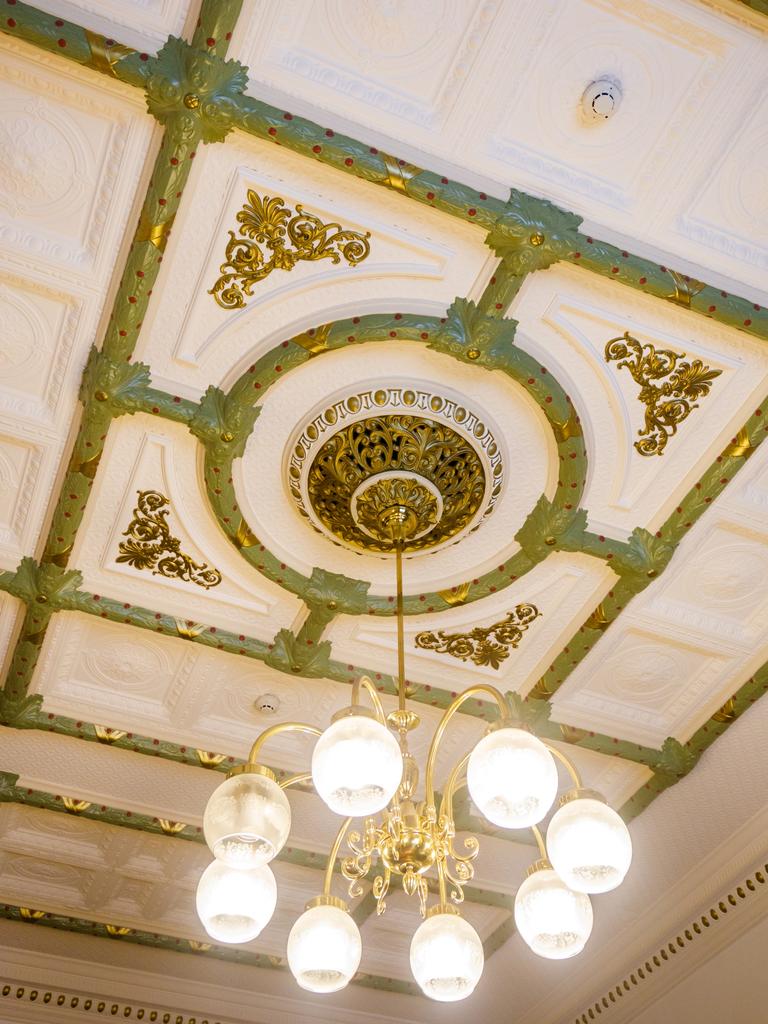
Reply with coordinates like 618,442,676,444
573,861,768,1021
0,983,221,1024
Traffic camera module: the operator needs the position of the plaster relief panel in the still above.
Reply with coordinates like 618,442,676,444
31,0,194,52
136,135,493,394
512,263,768,538
70,414,304,640
551,625,736,747
0,39,154,288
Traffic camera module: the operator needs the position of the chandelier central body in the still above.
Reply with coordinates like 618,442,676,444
195,459,633,1003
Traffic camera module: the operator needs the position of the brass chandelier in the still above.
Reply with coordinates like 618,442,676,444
194,438,632,1002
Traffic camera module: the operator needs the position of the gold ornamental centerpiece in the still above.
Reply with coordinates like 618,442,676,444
195,423,632,1001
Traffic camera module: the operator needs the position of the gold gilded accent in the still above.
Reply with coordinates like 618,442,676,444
356,478,439,544
415,604,540,669
183,93,200,109
195,750,226,768
666,269,706,308
157,819,187,835
174,619,206,640
234,518,258,549
584,602,611,631
552,408,583,443
135,212,176,254
70,451,102,479
724,427,753,459
209,192,371,309
189,940,212,952
293,322,332,355
527,677,553,700
19,908,45,920
605,332,722,457
106,925,132,937
94,725,126,744
530,232,545,246
712,698,736,723
438,581,471,606
62,797,91,815
307,415,486,552
380,152,423,192
84,29,133,77
559,724,588,743
117,490,222,589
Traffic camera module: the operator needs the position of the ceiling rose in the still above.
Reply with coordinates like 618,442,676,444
288,387,504,554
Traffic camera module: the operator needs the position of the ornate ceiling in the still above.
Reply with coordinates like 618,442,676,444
0,1,767,1022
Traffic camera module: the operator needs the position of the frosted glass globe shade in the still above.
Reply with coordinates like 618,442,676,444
467,727,558,828
287,904,362,993
514,868,593,959
410,912,484,1002
312,714,402,816
547,796,632,893
196,860,277,943
203,771,291,868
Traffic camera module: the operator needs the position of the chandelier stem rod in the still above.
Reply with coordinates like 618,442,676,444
323,816,353,897
395,539,406,713
437,856,448,907
247,721,322,765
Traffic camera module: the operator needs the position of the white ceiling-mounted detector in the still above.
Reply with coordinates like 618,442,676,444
582,78,622,121
254,693,281,715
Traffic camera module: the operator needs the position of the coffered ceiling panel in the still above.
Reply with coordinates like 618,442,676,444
136,132,493,396
31,0,196,52
551,433,768,745
70,414,304,639
511,262,768,537
233,0,768,297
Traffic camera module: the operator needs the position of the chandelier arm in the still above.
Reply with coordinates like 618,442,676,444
542,743,583,788
279,771,314,791
437,850,449,908
439,751,471,825
247,721,323,765
323,816,354,897
424,685,510,812
531,824,548,860
350,674,388,725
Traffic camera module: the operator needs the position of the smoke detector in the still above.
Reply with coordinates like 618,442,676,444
582,78,622,122
254,693,281,715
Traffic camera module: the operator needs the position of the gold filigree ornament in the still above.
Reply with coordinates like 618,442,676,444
117,491,222,589
414,604,541,669
605,332,722,457
209,191,371,309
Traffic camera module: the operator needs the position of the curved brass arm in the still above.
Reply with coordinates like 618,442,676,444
279,771,313,791
323,816,353,896
425,685,509,809
439,751,470,825
351,675,387,725
248,722,322,765
543,743,582,788
531,824,548,860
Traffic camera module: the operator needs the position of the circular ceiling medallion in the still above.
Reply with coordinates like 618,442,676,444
288,388,504,554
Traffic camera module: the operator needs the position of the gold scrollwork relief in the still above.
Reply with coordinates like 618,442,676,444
209,191,371,308
117,491,222,589
414,604,540,669
605,332,722,457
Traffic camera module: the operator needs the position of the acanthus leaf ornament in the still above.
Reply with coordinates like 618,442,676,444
605,332,722,456
485,189,583,274
117,491,222,589
427,297,519,372
210,191,371,309
414,605,541,669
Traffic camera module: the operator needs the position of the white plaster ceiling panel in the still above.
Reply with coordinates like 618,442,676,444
31,0,195,53
0,36,154,291
70,414,304,640
676,76,768,286
511,262,768,538
325,552,615,691
236,341,555,592
233,0,501,139
552,436,768,747
0,423,63,569
136,132,493,396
